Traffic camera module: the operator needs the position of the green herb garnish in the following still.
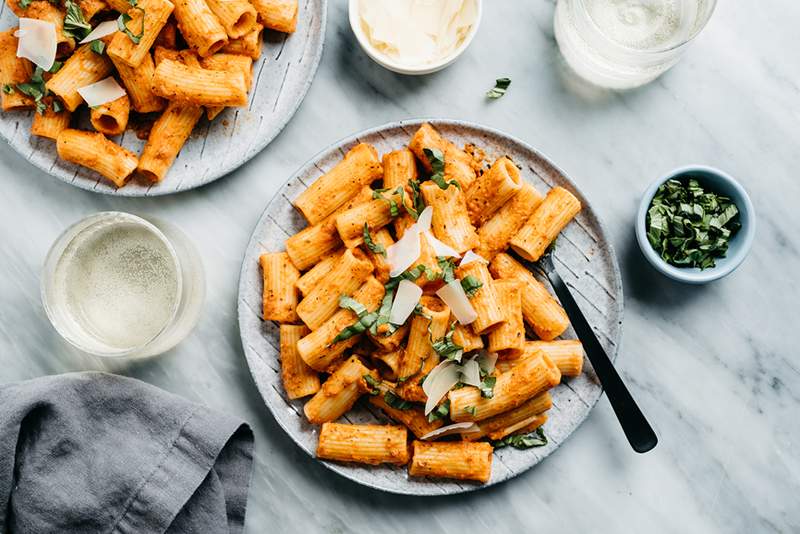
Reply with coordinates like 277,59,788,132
486,77,511,99
117,8,145,44
63,0,92,40
405,179,426,220
464,405,477,417
460,275,482,297
372,187,402,217
437,257,457,284
423,148,460,190
90,39,106,54
646,178,741,269
363,374,381,395
384,391,413,410
363,223,385,257
19,0,32,8
492,427,548,449
52,99,63,113
2,84,13,94
330,296,378,343
427,399,450,422
15,66,49,114
431,322,463,361
478,376,496,398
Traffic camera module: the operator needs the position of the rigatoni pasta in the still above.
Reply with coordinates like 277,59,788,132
137,101,204,182
317,423,409,465
152,58,248,107
280,324,320,399
409,441,493,483
251,0,298,33
486,279,524,355
259,251,301,323
30,99,70,139
107,0,175,68
172,0,229,57
205,0,258,38
304,356,375,424
475,182,544,260
56,129,138,187
0,30,34,111
465,156,522,226
510,186,582,261
90,95,130,136
420,181,478,254
46,43,114,111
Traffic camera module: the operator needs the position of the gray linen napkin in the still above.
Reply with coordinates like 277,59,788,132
0,372,254,534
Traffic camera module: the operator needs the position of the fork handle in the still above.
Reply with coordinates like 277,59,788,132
545,267,658,453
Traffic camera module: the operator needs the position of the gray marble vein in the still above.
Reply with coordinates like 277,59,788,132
1,1,798,533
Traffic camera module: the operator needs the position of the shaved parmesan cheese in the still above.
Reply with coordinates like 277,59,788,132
424,231,460,258
420,422,479,441
422,359,460,414
476,351,498,375
389,279,422,325
77,77,126,107
387,225,421,277
460,250,488,266
80,20,119,43
460,358,481,387
16,18,56,71
436,280,477,325
416,206,433,233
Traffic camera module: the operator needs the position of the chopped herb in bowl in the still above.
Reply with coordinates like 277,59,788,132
646,178,741,269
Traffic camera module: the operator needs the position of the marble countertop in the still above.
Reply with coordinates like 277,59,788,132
1,1,798,532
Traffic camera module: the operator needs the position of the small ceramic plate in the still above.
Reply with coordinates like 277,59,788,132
237,119,624,495
0,0,326,196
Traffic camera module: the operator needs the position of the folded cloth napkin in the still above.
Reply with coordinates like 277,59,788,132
0,372,254,534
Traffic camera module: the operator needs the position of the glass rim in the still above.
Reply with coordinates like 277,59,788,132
41,211,184,358
573,0,718,55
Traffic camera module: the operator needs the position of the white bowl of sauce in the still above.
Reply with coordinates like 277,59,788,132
349,0,482,75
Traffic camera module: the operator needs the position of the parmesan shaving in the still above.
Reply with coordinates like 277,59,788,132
459,249,488,266
435,280,477,325
422,359,460,414
420,422,479,441
80,20,120,43
389,279,422,325
460,358,481,387
424,231,460,258
77,77,126,107
15,18,57,71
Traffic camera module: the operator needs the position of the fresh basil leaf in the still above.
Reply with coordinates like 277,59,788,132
330,296,378,344
2,84,13,94
90,39,106,54
63,0,92,40
478,376,496,398
423,148,459,190
384,391,413,410
431,322,463,361
363,374,381,395
372,187,401,217
486,77,511,99
427,399,450,422
437,257,457,284
363,223,386,257
19,0,32,8
117,7,145,44
48,60,63,74
492,427,548,449
464,405,477,417
52,99,63,113
405,179,425,220
460,275,482,297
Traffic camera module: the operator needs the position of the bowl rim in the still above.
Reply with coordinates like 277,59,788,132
635,164,756,284
347,0,483,75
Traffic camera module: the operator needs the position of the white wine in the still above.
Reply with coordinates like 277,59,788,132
554,0,715,89
43,213,205,357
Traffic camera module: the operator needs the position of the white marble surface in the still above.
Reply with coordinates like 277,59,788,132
1,1,798,532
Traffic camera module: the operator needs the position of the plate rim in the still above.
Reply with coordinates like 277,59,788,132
0,0,328,197
237,117,625,495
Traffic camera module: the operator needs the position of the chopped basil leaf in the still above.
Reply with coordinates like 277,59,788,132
52,99,63,113
427,399,450,422
19,0,32,8
384,391,413,410
492,427,548,449
63,0,92,40
338,295,368,316
117,8,145,44
372,187,402,217
486,77,511,99
464,405,477,416
2,84,13,94
363,223,386,257
431,322,463,361
369,283,396,337
90,39,106,54
363,374,381,395
15,66,50,115
646,177,741,269
460,275,482,297
331,295,378,344
423,148,460,190
128,0,138,5
405,179,426,220
478,376,496,398
437,257,457,284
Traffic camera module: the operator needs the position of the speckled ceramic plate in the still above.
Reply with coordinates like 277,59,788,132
0,0,325,196
237,119,623,495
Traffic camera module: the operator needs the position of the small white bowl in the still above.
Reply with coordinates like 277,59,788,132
348,0,482,75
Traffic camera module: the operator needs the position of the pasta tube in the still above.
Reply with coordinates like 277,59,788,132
335,190,403,248
295,249,343,297
111,52,165,113
487,413,547,441
362,227,393,284
89,95,130,137
408,122,477,189
317,423,409,465
489,253,569,340
420,181,478,254
497,341,584,377
409,441,493,483
0,30,34,111
509,186,582,261
221,24,263,59
31,100,71,139
368,321,408,354
285,186,373,270
369,349,402,380
294,143,383,225
449,352,561,422
396,296,450,402
205,0,258,38
152,58,248,106
172,0,229,57
382,148,417,237
8,1,74,56
303,356,375,424
297,277,384,372
259,251,301,323
107,0,174,68
251,0,298,33
56,129,138,187
465,392,552,440
465,157,522,226
78,0,108,20
486,279,524,355
475,183,544,260
46,44,113,112
455,261,503,335
137,101,204,182
369,393,444,439
296,248,374,330
280,324,320,399
452,322,483,352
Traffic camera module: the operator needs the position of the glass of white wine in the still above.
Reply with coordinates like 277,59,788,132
41,212,205,359
554,0,717,90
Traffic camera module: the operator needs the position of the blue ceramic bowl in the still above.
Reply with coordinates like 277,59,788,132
635,165,756,284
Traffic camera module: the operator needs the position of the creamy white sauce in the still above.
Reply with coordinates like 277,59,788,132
358,0,478,67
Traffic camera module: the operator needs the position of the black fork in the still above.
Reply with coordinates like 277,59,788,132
519,250,658,453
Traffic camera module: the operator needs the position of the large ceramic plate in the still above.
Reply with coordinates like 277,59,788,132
0,0,326,196
237,119,623,495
